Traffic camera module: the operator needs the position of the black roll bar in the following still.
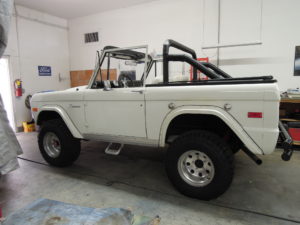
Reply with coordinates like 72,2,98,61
163,39,198,83
167,54,220,79
201,62,231,78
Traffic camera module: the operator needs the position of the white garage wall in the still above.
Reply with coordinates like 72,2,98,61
68,0,300,91
4,5,70,130
219,0,300,91
68,0,205,70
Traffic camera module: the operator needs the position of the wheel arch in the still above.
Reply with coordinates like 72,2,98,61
159,106,263,154
36,106,83,139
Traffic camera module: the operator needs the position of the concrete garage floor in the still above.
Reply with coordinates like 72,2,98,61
1,132,300,225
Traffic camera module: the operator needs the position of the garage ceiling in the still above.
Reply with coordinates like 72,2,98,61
14,0,159,19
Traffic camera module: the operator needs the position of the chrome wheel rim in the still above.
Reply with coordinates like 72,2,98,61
43,132,61,158
178,150,215,187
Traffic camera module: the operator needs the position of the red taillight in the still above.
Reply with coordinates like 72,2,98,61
248,112,263,118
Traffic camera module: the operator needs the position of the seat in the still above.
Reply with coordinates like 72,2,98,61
169,75,189,82
151,76,163,84
150,75,189,84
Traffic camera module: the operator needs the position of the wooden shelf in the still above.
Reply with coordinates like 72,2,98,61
281,98,300,103
293,141,300,146
280,118,300,122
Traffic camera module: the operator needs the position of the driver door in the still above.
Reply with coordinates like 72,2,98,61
83,86,146,138
83,50,147,140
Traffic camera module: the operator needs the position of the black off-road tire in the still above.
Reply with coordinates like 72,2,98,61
38,119,81,167
166,130,234,200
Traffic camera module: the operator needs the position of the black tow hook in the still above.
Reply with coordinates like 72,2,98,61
281,148,293,161
281,138,293,161
242,147,263,165
279,121,294,161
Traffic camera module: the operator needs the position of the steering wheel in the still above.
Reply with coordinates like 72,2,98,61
118,74,133,87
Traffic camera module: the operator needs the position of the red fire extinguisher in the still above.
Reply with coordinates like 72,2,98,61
14,79,22,97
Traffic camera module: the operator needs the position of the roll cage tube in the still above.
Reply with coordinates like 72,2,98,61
167,55,220,79
163,39,197,83
201,62,231,79
162,39,233,83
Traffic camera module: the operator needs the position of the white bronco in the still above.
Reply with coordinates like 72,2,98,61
31,40,292,200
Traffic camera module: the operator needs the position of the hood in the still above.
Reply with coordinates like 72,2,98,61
31,85,87,102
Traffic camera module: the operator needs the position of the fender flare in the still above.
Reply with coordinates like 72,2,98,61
159,105,263,154
36,105,83,139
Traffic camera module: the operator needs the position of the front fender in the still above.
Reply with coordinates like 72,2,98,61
159,105,263,154
36,105,83,139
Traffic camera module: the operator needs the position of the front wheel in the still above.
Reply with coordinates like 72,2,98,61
38,119,81,167
166,130,234,200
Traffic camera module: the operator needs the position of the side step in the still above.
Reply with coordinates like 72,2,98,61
105,143,124,155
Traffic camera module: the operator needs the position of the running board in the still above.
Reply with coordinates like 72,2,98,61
105,143,124,155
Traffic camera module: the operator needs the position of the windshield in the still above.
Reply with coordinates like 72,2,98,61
90,46,150,89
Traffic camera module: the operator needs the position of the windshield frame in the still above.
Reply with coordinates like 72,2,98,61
87,45,150,89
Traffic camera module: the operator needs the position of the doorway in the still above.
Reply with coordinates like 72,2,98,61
0,57,15,131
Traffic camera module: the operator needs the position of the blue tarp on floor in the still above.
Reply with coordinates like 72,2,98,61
2,199,160,225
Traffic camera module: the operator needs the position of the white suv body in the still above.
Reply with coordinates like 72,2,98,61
31,40,283,200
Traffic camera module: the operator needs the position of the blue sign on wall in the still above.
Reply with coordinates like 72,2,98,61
38,66,52,76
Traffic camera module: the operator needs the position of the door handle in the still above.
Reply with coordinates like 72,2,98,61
131,90,144,94
69,104,81,108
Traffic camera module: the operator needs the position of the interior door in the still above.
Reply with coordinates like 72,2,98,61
83,87,146,138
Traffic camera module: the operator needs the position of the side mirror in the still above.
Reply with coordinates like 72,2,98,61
125,60,137,66
103,80,111,91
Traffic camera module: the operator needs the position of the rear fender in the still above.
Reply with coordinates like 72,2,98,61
159,105,263,154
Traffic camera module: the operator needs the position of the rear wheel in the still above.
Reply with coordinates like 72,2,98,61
38,119,81,167
166,130,234,200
